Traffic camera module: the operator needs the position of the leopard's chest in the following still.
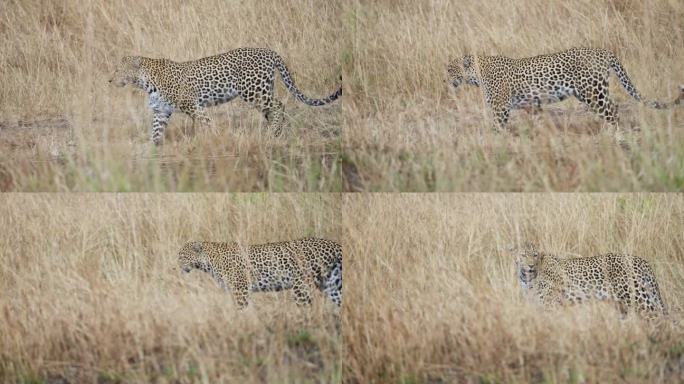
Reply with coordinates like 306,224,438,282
148,90,175,114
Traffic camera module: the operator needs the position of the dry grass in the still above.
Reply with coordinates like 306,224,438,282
343,194,684,383
343,0,684,191
0,0,342,192
0,194,342,383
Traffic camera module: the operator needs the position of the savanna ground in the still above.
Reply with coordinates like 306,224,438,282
343,194,684,383
342,0,684,191
0,1,343,192
0,194,342,383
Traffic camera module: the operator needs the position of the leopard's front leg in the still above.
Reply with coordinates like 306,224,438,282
148,92,174,145
228,268,250,309
486,87,512,132
151,110,172,145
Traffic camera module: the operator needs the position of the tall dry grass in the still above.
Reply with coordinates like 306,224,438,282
343,0,684,191
0,194,342,383
0,0,342,191
343,194,684,383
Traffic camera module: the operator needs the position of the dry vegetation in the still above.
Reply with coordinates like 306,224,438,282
0,0,342,192
343,194,684,383
0,194,342,383
343,0,684,191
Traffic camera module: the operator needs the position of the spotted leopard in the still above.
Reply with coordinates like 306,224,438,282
110,47,341,144
514,242,666,315
177,237,342,308
448,47,683,131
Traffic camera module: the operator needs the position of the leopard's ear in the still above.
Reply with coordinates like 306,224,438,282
191,242,203,253
462,55,474,69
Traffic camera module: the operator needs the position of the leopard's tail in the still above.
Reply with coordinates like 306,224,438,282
274,54,341,106
609,53,684,109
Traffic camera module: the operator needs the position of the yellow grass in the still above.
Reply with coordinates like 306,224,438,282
343,194,684,383
0,194,342,383
0,0,342,192
343,0,684,191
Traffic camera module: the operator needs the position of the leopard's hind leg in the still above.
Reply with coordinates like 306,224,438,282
573,79,627,148
261,98,285,137
240,70,285,137
292,269,314,306
240,93,286,137
322,259,342,306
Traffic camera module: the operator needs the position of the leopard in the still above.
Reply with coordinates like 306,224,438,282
513,242,666,315
447,47,683,133
177,237,342,308
110,47,342,145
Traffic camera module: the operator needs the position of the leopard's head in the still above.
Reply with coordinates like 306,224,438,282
447,55,479,91
513,241,543,285
177,241,209,273
109,56,145,87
